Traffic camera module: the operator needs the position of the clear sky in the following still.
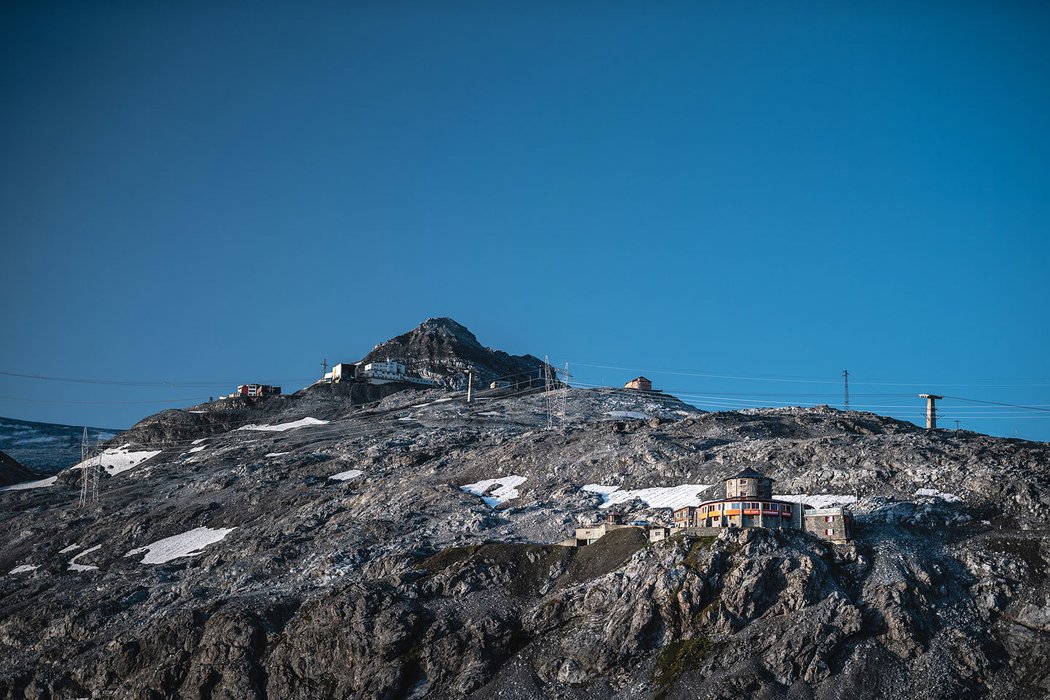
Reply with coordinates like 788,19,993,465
2,1,1049,439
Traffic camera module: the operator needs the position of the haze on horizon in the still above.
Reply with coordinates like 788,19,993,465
1,2,1048,440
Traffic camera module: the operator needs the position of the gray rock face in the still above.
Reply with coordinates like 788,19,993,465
0,381,1047,699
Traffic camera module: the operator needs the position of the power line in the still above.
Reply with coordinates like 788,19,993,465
0,370,315,388
568,361,1050,387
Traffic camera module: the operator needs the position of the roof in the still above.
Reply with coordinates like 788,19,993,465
629,376,651,382
725,467,773,481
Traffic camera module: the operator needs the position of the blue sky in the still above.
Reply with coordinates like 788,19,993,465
2,1,1048,439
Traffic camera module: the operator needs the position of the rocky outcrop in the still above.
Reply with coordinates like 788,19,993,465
361,317,547,388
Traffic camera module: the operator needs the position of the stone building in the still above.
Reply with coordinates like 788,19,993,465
623,376,653,391
804,507,852,543
677,468,803,530
673,468,853,543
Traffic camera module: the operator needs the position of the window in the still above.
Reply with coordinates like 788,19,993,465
825,515,833,523
731,503,740,509
825,529,834,536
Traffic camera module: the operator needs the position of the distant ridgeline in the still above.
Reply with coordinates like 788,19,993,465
0,416,119,474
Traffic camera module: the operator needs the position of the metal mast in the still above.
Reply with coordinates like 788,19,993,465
544,356,555,430
78,428,100,510
843,370,849,411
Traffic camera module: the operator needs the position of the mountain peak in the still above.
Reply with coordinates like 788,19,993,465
362,319,543,388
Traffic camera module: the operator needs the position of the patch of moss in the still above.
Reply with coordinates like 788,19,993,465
653,636,712,693
418,544,480,574
681,536,717,572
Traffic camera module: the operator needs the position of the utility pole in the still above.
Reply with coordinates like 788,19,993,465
321,358,328,379
918,394,943,430
466,370,473,403
955,420,960,432
842,370,849,411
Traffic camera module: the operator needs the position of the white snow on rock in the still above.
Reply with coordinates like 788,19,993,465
238,417,329,432
125,527,236,564
776,494,859,509
188,445,207,453
265,451,290,457
477,411,502,417
329,469,363,481
68,545,102,572
583,484,712,510
461,476,527,508
71,445,163,476
59,544,80,554
606,411,651,420
0,476,58,491
8,564,38,574
914,488,961,502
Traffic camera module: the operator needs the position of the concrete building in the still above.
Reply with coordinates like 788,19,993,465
359,359,439,387
362,359,407,381
624,376,653,391
804,507,853,543
571,512,669,547
235,384,281,398
677,468,803,530
331,363,358,383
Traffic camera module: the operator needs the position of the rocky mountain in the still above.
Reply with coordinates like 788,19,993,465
0,449,38,487
0,416,119,475
0,322,1048,699
361,317,548,388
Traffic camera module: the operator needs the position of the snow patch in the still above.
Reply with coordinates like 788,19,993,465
125,527,236,564
238,417,329,432
188,445,207,453
606,411,650,420
71,446,162,476
329,469,363,481
461,476,527,507
583,484,712,510
59,544,80,554
776,494,858,509
0,476,58,491
8,564,38,574
265,451,289,457
68,545,102,572
914,488,961,502
477,411,502,417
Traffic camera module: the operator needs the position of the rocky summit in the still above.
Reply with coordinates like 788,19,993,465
362,317,547,389
0,321,1048,700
